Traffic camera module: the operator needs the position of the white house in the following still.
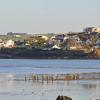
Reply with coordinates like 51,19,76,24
84,27,100,33
4,40,15,48
63,36,69,41
0,39,4,48
51,36,55,39
52,45,61,49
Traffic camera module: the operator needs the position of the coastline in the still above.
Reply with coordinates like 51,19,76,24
0,55,99,59
0,48,99,59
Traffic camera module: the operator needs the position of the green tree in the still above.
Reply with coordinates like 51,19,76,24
26,36,47,48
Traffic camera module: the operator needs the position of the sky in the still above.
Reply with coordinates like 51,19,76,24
0,0,100,34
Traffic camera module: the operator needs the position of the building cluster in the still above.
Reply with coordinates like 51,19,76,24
0,39,15,48
0,27,100,54
84,27,100,33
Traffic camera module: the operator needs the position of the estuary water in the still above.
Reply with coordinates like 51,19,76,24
0,59,100,74
0,59,100,100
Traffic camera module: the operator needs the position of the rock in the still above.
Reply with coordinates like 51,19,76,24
56,95,72,100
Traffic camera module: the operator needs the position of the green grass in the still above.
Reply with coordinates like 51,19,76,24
0,35,30,41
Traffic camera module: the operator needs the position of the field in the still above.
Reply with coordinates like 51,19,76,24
0,35,30,41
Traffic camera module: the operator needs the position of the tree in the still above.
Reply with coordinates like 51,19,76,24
26,36,47,48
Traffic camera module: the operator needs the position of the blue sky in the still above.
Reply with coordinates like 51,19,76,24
0,0,100,34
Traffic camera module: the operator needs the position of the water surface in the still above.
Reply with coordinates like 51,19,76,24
0,59,100,100
0,59,100,74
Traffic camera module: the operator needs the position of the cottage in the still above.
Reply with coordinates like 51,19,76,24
0,39,4,48
4,40,15,48
84,27,100,33
15,40,26,48
52,45,61,49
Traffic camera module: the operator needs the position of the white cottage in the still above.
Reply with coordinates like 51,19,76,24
52,45,61,49
5,40,15,48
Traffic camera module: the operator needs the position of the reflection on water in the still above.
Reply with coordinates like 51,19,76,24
0,74,100,100
0,59,100,100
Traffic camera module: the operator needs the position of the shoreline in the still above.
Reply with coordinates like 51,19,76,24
0,56,100,59
0,48,100,59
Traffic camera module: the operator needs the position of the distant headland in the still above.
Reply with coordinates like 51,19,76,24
0,27,100,59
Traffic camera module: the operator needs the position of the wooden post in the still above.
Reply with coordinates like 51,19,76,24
37,75,39,82
25,75,27,81
56,75,58,80
47,75,49,84
32,75,36,82
51,75,53,84
42,75,44,84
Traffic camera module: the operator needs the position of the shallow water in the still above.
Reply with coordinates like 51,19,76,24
0,59,100,100
0,79,100,100
0,59,100,74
